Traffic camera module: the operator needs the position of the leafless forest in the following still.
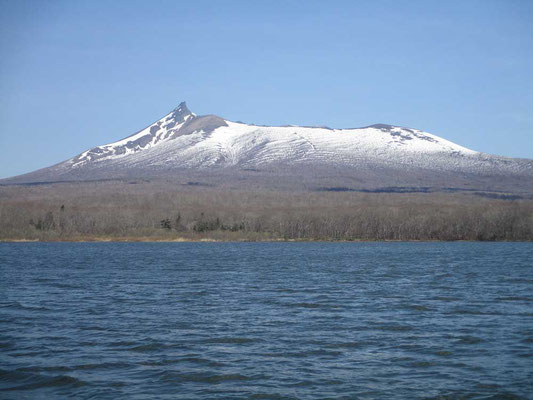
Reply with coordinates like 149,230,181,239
0,181,531,241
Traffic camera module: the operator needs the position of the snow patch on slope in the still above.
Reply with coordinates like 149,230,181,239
71,102,196,167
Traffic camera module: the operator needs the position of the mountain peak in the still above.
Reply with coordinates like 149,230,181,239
173,101,191,114
168,101,194,124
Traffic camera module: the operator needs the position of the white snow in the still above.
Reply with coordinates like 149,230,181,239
69,109,485,173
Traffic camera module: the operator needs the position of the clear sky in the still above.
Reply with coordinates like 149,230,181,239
1,0,532,178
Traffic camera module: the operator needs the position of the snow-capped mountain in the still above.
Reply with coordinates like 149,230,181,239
3,102,533,192
70,101,475,168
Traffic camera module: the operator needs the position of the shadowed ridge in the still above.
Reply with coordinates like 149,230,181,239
176,115,228,136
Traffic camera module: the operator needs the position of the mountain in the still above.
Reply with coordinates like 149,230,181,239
3,102,533,192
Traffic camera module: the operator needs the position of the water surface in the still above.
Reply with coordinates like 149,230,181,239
0,242,532,399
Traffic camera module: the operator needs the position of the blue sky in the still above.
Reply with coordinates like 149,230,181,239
0,0,532,178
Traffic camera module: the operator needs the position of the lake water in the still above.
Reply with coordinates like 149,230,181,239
0,242,532,399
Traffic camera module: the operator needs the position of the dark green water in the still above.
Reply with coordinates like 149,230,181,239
0,242,532,399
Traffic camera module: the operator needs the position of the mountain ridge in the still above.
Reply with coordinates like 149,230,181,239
2,102,532,193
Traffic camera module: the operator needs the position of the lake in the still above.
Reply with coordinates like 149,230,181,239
0,242,532,399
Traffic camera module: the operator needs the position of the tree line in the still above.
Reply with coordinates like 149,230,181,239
0,182,531,241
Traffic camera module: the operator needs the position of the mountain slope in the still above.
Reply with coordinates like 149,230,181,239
3,102,533,192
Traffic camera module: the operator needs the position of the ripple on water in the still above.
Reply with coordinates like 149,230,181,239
455,335,485,345
158,371,254,384
0,369,88,392
200,337,259,344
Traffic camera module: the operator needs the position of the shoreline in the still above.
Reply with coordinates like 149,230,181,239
0,237,530,243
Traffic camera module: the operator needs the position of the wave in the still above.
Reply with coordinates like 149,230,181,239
0,369,87,392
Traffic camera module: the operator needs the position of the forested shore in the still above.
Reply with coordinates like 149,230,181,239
1,181,532,242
